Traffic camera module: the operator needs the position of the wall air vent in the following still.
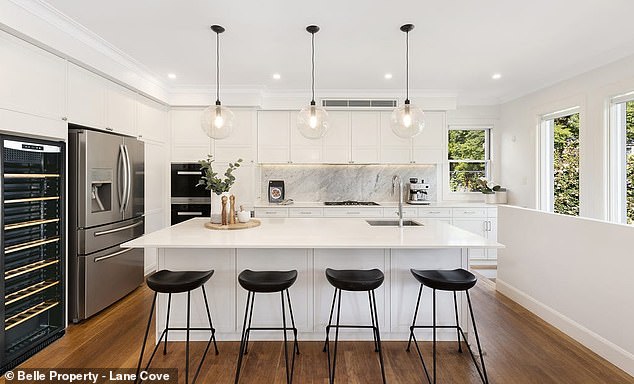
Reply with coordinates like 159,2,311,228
321,99,398,109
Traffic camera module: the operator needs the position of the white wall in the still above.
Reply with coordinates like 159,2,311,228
497,54,634,219
497,205,634,376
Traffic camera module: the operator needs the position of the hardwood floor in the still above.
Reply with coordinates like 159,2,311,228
15,279,633,383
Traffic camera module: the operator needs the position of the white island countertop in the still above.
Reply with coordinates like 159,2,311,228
123,218,504,249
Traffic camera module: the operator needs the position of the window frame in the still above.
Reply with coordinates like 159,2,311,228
446,126,492,195
538,106,580,213
608,92,634,224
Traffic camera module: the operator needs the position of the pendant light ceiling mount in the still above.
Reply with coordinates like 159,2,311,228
390,23,425,139
201,24,234,140
297,24,328,139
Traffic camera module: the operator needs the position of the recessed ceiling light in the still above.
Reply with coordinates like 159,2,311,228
272,73,281,80
492,73,502,80
384,73,393,79
167,73,176,79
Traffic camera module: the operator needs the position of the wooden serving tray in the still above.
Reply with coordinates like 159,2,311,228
204,219,261,230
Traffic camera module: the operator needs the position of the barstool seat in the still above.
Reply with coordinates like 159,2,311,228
410,269,476,291
238,270,297,293
325,268,384,291
147,270,214,293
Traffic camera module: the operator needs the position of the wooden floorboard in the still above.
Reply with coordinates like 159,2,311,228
14,281,634,383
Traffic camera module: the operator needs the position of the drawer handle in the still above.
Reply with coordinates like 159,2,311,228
176,171,201,175
177,212,202,216
94,220,143,236
299,211,311,215
347,212,360,214
462,211,476,214
428,211,441,214
95,247,134,263
265,211,278,214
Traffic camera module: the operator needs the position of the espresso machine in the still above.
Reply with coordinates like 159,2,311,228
407,178,431,205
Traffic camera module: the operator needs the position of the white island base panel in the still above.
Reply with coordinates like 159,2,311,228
155,247,473,342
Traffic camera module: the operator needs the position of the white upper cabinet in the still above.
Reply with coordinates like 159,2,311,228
137,96,168,143
0,32,66,120
290,111,323,163
257,110,291,163
323,111,351,163
67,64,107,129
170,108,212,162
411,111,445,163
379,111,412,163
106,82,137,136
68,63,139,137
213,109,256,163
351,111,381,163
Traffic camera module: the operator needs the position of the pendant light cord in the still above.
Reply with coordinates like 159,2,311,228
311,31,316,104
405,29,409,102
216,31,220,105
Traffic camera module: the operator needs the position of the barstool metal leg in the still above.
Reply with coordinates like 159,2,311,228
327,288,342,384
370,290,387,384
281,290,291,384
466,290,489,384
453,291,462,353
368,291,379,352
185,291,191,384
235,291,252,384
323,287,338,353
406,284,423,352
243,292,256,355
433,288,437,384
135,292,157,384
201,285,219,355
285,289,300,356
163,293,171,355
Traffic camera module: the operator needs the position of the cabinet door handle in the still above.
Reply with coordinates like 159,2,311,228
488,221,492,231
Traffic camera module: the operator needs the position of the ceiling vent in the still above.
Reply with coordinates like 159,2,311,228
321,99,397,109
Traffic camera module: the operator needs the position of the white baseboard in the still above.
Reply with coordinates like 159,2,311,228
496,279,634,377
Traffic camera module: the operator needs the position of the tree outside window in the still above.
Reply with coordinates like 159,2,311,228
448,128,490,192
625,101,634,224
552,113,580,216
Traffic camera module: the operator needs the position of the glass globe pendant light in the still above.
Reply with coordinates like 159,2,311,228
201,25,234,140
297,25,328,139
391,24,424,139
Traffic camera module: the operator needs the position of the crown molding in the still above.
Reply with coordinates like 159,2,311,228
2,0,170,102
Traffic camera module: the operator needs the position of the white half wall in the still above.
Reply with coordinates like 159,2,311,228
497,205,634,376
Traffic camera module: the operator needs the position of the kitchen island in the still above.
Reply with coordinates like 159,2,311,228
122,218,503,342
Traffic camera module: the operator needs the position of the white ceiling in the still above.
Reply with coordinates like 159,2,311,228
43,0,634,104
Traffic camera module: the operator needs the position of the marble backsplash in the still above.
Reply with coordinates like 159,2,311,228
260,165,437,202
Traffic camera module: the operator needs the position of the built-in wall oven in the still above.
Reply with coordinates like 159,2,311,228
170,163,210,224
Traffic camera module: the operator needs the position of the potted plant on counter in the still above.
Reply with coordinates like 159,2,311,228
197,155,243,223
476,177,507,204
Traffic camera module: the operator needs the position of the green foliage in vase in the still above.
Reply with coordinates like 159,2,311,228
196,155,243,195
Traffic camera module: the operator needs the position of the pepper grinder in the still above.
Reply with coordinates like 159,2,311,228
221,195,228,225
229,195,236,224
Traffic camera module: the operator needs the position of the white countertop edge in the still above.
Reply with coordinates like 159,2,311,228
252,200,500,208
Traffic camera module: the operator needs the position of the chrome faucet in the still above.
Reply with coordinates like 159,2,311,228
392,175,404,227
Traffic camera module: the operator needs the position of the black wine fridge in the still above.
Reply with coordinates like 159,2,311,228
0,135,65,373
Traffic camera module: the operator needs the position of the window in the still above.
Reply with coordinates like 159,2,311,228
539,108,580,216
609,93,634,224
448,127,491,192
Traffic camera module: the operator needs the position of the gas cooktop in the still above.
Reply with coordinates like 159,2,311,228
324,201,380,206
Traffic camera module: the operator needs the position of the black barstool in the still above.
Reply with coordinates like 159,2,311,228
323,268,386,384
135,270,219,384
235,270,300,384
406,268,488,384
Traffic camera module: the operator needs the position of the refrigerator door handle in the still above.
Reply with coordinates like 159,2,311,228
123,144,132,212
117,144,127,213
94,247,134,263
93,220,144,237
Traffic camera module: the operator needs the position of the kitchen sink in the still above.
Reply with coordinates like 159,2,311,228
366,220,423,227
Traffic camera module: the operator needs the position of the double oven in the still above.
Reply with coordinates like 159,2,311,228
170,163,210,224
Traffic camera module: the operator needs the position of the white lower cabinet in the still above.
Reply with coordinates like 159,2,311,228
323,207,383,218
451,207,497,262
314,249,387,335
288,208,324,217
390,249,465,333
237,249,312,332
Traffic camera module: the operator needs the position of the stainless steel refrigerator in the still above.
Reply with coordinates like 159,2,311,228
68,125,144,322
